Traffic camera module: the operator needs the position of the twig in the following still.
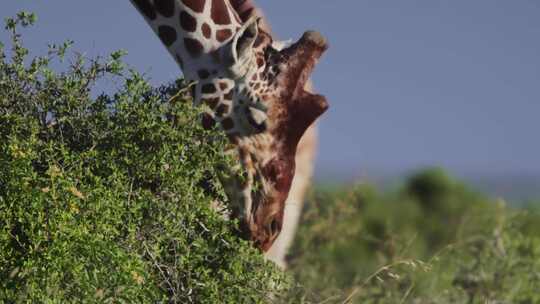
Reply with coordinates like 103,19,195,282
143,242,177,299
341,260,417,304
399,283,415,304
168,81,197,103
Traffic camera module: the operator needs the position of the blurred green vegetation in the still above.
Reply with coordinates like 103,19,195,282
286,168,540,303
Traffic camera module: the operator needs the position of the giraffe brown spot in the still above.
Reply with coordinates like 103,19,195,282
204,97,220,108
253,34,265,48
181,0,205,13
154,0,175,17
257,57,264,68
202,113,216,130
202,23,212,39
221,117,235,130
216,29,232,42
251,73,258,81
179,10,197,32
253,83,260,91
224,90,233,101
158,25,177,46
184,38,204,57
216,104,230,117
239,7,254,22
198,69,210,79
211,0,231,25
230,0,247,12
219,82,229,91
132,0,156,20
202,83,217,94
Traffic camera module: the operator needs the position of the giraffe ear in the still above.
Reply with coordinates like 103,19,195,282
224,17,259,78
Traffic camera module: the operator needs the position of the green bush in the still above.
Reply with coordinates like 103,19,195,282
287,169,540,303
0,13,286,303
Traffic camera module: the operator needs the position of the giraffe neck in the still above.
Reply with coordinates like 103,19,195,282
131,0,272,137
131,0,242,77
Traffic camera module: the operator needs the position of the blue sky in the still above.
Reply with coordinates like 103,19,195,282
2,1,540,180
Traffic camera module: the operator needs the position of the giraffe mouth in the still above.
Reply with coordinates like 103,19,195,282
272,31,330,153
246,201,285,252
277,30,329,99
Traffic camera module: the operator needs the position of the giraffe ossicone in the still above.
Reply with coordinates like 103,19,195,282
129,0,328,253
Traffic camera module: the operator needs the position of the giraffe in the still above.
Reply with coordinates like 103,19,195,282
228,0,320,268
129,0,328,261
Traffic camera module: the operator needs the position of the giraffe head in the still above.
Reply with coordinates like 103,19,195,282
223,24,329,251
130,0,328,251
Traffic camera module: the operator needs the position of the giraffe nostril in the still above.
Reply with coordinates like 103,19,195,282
270,219,280,236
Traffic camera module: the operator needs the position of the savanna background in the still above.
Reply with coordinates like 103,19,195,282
1,1,540,303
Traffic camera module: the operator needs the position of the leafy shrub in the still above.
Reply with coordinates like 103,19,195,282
0,12,286,303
